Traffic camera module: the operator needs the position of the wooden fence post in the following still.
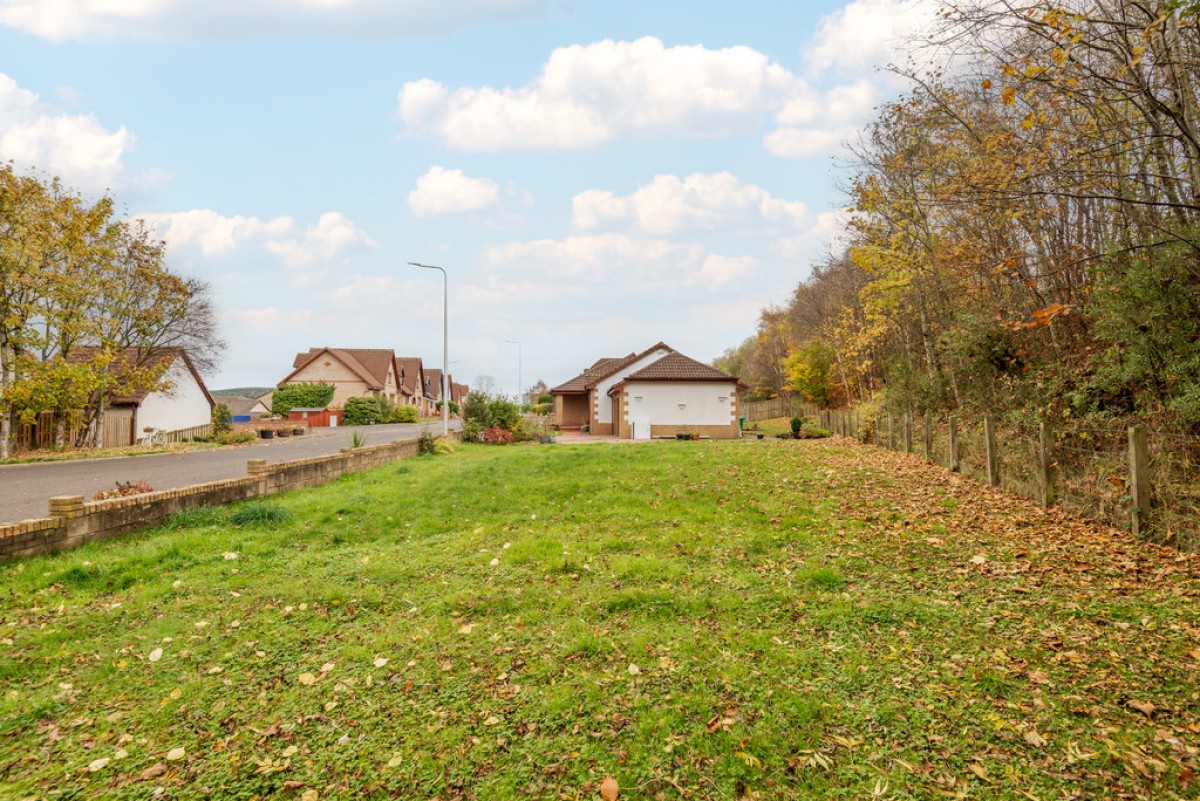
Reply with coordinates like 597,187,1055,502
924,414,933,459
887,413,895,450
1038,422,1056,507
904,411,913,453
984,417,999,487
1128,426,1150,537
948,417,960,473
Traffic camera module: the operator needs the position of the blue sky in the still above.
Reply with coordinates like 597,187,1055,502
0,0,932,396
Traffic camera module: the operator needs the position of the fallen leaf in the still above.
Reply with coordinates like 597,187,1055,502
1023,730,1048,747
87,757,110,772
166,747,186,762
140,762,167,780
970,555,987,565
320,662,335,673
627,664,641,675
483,715,501,726
600,776,620,800
374,657,389,668
297,673,317,686
1128,699,1157,717
489,558,500,566
458,623,476,634
148,648,163,663
223,552,239,560
301,790,319,801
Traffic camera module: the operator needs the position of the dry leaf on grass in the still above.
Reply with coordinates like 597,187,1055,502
600,776,619,800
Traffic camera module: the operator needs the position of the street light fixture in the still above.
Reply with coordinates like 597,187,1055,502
504,339,522,407
408,262,449,437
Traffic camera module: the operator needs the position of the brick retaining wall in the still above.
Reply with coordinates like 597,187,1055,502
0,434,441,560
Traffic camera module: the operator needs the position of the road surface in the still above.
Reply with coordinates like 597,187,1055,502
0,422,458,524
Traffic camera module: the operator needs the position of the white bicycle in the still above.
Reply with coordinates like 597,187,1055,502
141,428,167,447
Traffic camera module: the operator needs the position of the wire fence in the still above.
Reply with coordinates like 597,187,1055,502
812,406,1200,551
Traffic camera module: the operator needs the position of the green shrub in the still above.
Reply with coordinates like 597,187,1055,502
343,397,381,426
272,382,335,416
790,415,803,435
229,502,291,526
391,404,420,423
798,421,831,439
217,431,256,445
418,429,437,455
162,505,224,530
211,403,233,436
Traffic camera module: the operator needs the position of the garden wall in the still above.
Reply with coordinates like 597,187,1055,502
0,435,435,560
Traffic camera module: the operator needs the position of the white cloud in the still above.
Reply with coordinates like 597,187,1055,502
485,233,758,292
223,306,316,333
0,72,159,193
763,126,856,160
265,212,377,269
407,166,500,217
0,0,552,42
138,209,376,279
772,208,851,260
486,234,704,281
397,34,889,160
692,254,758,290
398,37,800,151
805,0,938,78
573,172,809,236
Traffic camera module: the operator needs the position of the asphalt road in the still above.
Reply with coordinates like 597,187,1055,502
0,422,458,524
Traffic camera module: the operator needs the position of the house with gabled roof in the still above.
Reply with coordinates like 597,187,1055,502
281,348,400,408
394,356,428,414
551,343,745,439
550,342,672,435
424,368,444,411
70,346,216,447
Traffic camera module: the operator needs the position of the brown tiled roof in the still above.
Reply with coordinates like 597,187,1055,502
395,357,424,396
612,351,739,389
425,369,443,399
222,396,267,416
283,347,395,391
551,352,638,394
551,341,676,394
69,346,215,407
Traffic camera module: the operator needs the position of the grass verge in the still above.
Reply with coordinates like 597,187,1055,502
1,439,1197,799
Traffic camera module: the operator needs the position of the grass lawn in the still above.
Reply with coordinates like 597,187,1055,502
2,439,1198,799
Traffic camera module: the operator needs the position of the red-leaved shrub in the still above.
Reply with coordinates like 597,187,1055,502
92,480,156,501
481,426,514,445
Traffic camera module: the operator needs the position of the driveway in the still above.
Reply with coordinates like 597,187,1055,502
0,422,459,524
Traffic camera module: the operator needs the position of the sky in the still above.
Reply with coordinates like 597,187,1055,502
0,0,935,397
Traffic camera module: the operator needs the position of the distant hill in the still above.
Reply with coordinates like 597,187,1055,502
212,387,274,398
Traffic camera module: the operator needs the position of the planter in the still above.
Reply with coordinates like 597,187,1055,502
676,433,688,440
276,428,292,438
293,428,306,435
259,429,275,440
756,434,764,440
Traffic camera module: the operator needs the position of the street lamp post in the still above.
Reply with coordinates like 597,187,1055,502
504,339,522,407
408,262,449,436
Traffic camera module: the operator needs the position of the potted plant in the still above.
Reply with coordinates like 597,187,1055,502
276,427,292,438
293,426,305,435
259,428,275,439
